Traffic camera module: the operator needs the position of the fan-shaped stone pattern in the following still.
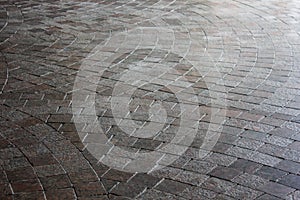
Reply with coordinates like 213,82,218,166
0,0,299,199
0,4,23,49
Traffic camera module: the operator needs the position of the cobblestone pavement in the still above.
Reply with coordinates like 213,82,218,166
0,0,300,199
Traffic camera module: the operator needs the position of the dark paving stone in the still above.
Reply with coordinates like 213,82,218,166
259,182,295,198
209,166,242,181
34,164,66,178
255,166,288,181
102,169,133,182
279,174,300,190
68,169,99,184
155,179,191,195
275,160,300,174
110,174,161,198
40,174,72,190
6,167,36,182
230,159,262,174
212,142,233,153
27,154,58,166
74,182,106,197
11,179,43,193
13,192,45,200
45,188,76,200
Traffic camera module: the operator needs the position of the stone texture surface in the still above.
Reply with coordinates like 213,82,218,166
0,0,300,199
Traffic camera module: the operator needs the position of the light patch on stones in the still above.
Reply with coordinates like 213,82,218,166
72,26,227,173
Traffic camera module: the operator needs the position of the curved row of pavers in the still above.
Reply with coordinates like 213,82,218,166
0,0,300,199
0,2,23,94
0,105,106,199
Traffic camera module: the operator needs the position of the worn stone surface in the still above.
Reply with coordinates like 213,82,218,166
0,0,300,199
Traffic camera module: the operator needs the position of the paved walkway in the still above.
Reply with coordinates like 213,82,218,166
1,0,300,199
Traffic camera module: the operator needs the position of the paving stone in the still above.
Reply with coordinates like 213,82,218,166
28,154,58,166
12,192,46,200
2,157,31,170
40,174,72,190
20,143,50,157
248,152,282,167
102,169,133,182
237,112,265,122
225,184,263,200
45,188,76,200
282,149,300,163
230,159,262,174
69,169,99,184
111,180,150,198
288,141,300,151
209,166,243,181
180,186,218,199
256,194,282,200
259,182,295,198
11,179,43,193
74,182,106,197
6,167,36,182
183,159,217,174
279,174,300,190
269,127,296,139
258,143,287,158
204,152,237,166
174,170,208,186
255,166,288,181
234,137,264,150
232,173,267,189
0,147,23,160
34,164,66,178
263,135,294,147
155,179,191,195
275,160,300,174
212,142,233,153
150,166,182,179
225,146,255,160
129,173,161,188
136,189,186,200
202,177,236,194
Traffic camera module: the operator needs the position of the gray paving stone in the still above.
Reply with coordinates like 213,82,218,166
137,189,186,200
259,182,295,199
155,179,191,196
204,152,237,166
233,173,267,189
174,170,208,186
256,194,282,200
275,160,300,174
180,186,218,199
183,159,217,174
202,177,236,194
230,159,262,174
255,166,288,182
279,174,300,190
209,166,242,181
225,184,263,200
